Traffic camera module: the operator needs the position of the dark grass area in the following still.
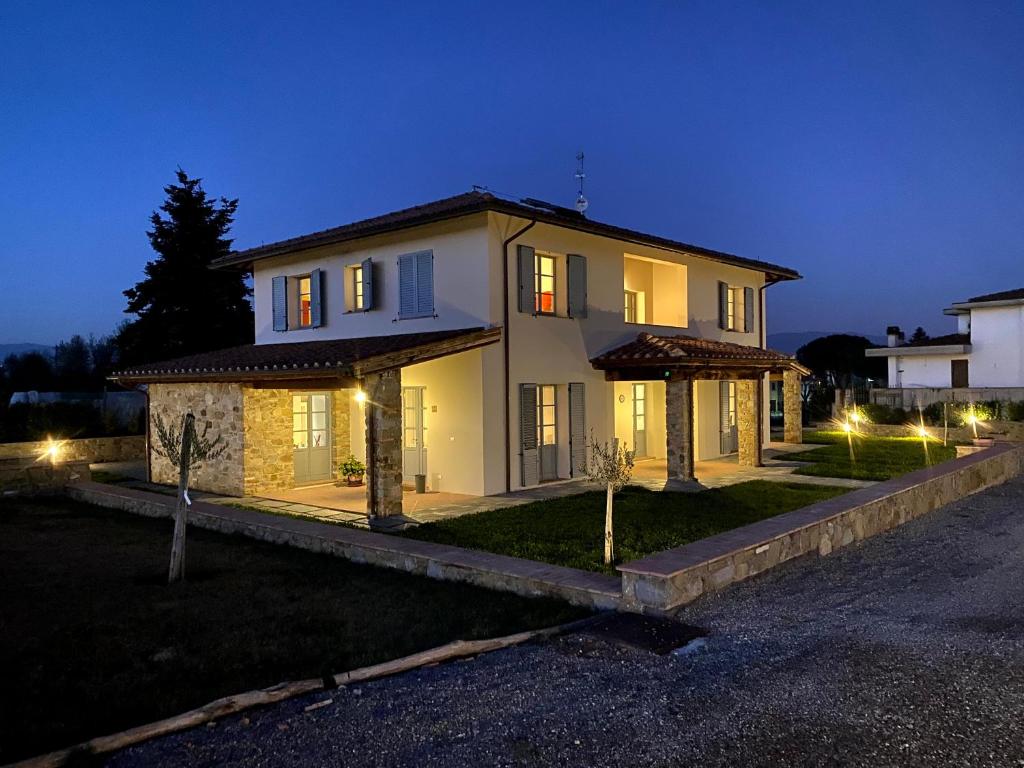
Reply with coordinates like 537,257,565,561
401,481,848,575
789,430,958,480
0,497,587,763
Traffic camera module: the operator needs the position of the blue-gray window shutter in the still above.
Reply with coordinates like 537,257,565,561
568,382,586,477
309,268,323,328
567,254,587,319
517,245,535,314
361,257,374,311
416,250,433,316
519,383,539,486
743,287,754,333
718,281,729,330
399,253,415,317
272,275,288,331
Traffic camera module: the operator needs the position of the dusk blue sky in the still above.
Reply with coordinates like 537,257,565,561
2,1,1022,346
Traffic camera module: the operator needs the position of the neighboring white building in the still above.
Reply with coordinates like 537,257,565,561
113,190,807,518
866,288,1024,390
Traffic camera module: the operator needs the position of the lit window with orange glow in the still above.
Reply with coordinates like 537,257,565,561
298,276,312,327
535,253,556,314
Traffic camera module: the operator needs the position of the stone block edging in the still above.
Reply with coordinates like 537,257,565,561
618,443,1024,612
63,482,621,611
0,435,145,463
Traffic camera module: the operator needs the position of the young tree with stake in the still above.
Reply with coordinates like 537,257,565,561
583,434,635,565
152,412,227,583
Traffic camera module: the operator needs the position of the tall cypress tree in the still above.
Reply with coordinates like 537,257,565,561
117,170,253,366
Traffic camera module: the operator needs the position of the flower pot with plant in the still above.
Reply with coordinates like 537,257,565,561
339,455,366,487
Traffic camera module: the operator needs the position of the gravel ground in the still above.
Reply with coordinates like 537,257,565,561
110,476,1024,767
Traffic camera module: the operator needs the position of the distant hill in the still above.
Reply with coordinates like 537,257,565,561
767,331,885,355
0,343,54,359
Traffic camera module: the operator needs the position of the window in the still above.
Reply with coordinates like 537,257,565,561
535,253,556,314
352,265,364,311
624,290,638,323
297,276,312,327
719,282,753,332
398,250,434,318
537,385,557,445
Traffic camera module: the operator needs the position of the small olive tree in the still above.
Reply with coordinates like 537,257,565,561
582,434,635,565
152,412,227,583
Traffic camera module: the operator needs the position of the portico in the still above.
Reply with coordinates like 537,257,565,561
591,333,810,485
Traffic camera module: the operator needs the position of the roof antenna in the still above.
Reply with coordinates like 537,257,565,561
574,151,589,215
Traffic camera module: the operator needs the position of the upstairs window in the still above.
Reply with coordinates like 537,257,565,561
623,254,686,327
398,250,434,319
272,270,323,331
297,275,313,327
352,265,364,310
624,290,638,323
535,253,556,314
718,282,754,332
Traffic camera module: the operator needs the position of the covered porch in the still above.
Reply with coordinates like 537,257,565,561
592,333,809,485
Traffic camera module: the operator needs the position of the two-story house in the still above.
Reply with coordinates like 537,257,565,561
866,288,1024,395
113,190,808,520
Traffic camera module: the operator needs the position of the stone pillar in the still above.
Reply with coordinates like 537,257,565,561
364,369,403,520
737,378,762,467
783,369,803,444
665,377,695,483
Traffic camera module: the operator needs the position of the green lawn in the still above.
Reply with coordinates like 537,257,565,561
401,480,848,575
789,430,958,481
0,497,586,763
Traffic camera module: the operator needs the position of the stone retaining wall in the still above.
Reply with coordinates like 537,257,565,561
64,481,621,611
1,457,91,494
0,435,144,463
618,443,1024,613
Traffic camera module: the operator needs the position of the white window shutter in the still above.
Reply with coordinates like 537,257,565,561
517,245,535,313
398,253,415,317
272,276,288,331
567,254,587,318
568,382,586,477
519,383,539,486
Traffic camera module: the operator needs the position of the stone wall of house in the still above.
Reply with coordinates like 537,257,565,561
148,383,245,496
242,387,294,494
665,378,694,481
331,389,353,471
0,435,145,463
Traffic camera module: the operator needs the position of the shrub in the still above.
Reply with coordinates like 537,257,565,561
860,403,907,425
1006,401,1024,422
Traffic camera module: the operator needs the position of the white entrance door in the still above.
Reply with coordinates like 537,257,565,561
402,386,427,482
293,393,332,485
538,385,558,481
632,383,648,457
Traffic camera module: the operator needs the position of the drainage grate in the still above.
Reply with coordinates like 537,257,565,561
579,613,706,655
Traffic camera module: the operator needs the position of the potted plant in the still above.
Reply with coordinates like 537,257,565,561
339,455,366,487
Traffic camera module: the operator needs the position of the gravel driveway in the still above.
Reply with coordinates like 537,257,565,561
110,476,1024,767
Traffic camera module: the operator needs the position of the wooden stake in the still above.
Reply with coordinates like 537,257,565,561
167,413,194,584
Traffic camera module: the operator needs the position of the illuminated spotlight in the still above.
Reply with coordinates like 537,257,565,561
916,426,928,439
850,411,861,424
841,422,852,433
967,414,979,425
43,439,62,464
354,390,367,404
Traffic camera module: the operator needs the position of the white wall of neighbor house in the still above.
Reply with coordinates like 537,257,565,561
893,354,963,389
969,305,1024,386
252,215,492,344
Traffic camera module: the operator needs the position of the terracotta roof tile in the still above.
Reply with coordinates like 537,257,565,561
111,328,499,383
591,332,805,371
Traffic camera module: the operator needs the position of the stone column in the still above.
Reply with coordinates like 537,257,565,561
737,378,763,467
665,377,695,483
364,369,403,521
783,369,803,444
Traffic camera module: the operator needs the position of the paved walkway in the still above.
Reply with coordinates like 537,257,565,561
92,441,871,529
111,475,1024,768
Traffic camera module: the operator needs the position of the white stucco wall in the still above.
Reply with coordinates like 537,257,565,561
252,215,491,344
969,305,1024,387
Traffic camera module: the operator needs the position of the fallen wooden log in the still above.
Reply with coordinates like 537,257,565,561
10,614,601,768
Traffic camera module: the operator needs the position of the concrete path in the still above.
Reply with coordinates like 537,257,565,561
110,475,1024,767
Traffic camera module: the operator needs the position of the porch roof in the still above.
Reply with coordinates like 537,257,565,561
110,327,501,385
590,332,810,380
